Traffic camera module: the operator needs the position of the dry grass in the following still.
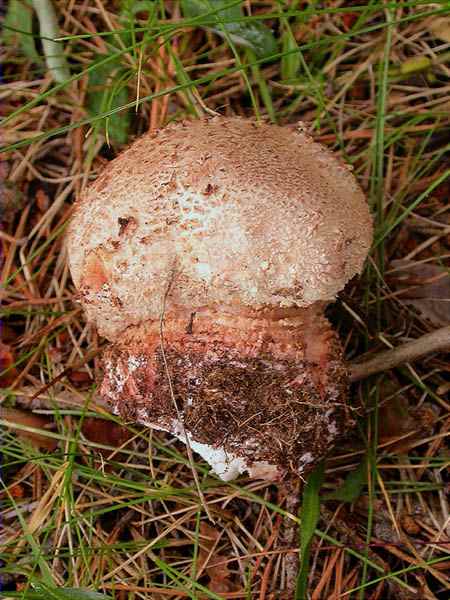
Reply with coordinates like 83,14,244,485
1,1,450,599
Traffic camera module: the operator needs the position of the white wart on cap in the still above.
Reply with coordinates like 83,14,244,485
67,117,373,481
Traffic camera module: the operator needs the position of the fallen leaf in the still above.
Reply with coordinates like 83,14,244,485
181,0,277,59
9,482,25,499
342,12,358,30
428,15,450,43
87,56,131,145
68,370,93,384
437,382,450,396
379,395,413,443
379,394,437,453
1,0,41,63
389,260,450,327
57,331,71,345
197,522,235,593
36,188,50,212
0,342,18,386
1,406,58,451
81,417,132,458
401,513,421,535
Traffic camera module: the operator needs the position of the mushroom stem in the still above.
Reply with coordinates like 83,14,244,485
349,325,450,382
100,304,349,480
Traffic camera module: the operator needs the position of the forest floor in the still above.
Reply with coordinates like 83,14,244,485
1,1,450,599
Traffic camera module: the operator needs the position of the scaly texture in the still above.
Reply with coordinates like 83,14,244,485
67,117,373,340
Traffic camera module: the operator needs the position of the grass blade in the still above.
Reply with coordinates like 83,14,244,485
296,462,325,600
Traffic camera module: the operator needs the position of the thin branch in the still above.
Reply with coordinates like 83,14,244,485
32,0,70,83
349,325,450,382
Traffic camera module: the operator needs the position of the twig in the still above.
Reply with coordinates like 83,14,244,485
32,0,70,83
350,325,450,382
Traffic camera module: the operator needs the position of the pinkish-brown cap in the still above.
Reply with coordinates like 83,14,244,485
67,117,372,341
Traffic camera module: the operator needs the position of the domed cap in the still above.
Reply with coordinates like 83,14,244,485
67,117,373,340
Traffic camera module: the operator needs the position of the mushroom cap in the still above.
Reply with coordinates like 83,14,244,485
68,117,372,340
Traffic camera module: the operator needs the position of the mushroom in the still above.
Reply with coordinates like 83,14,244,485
67,117,373,481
